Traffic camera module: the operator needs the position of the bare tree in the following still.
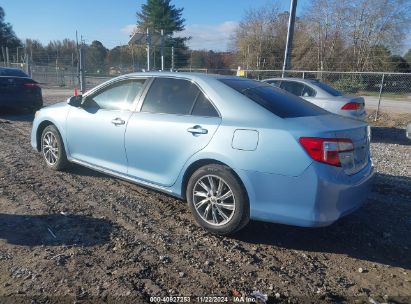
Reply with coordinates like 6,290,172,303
302,0,411,71
232,3,286,69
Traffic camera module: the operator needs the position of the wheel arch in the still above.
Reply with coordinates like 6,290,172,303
36,120,54,151
181,158,249,204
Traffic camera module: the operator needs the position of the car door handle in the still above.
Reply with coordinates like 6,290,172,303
187,125,208,135
111,118,125,126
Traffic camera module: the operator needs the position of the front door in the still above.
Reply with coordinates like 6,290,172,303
66,78,146,174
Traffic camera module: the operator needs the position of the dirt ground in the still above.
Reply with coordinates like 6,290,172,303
0,90,410,304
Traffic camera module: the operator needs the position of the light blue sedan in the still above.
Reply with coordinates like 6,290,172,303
31,72,374,235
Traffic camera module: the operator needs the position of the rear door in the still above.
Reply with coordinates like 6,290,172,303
125,77,221,187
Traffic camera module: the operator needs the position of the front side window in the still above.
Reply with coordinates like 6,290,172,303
141,78,200,115
85,79,146,110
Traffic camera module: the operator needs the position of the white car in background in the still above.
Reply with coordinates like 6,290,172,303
263,78,366,121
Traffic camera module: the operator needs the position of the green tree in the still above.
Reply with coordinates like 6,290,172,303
85,40,109,74
0,6,21,48
389,55,410,72
405,49,411,65
136,0,189,68
136,0,185,35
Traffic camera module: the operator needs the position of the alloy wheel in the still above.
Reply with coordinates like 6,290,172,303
192,174,236,226
42,131,59,166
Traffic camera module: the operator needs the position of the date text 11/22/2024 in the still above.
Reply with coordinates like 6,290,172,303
149,296,259,303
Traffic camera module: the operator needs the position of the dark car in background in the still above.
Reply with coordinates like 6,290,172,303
0,67,43,113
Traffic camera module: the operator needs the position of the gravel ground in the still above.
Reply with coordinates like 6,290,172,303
0,90,410,304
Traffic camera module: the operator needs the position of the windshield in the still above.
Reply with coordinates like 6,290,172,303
219,78,327,118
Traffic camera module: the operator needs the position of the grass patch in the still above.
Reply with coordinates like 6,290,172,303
358,91,409,99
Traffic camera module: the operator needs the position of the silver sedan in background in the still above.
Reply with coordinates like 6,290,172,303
262,78,366,120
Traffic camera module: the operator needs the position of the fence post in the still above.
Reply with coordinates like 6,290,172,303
302,71,305,79
375,73,385,121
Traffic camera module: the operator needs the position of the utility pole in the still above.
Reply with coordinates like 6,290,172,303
76,30,80,90
79,46,85,93
160,29,164,71
171,46,175,71
131,45,135,72
146,28,151,71
1,47,5,65
282,0,298,78
6,47,10,67
25,48,31,77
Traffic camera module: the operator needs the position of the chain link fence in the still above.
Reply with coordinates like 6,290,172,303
2,60,410,117
177,68,411,118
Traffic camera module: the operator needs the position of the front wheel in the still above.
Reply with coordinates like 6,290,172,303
186,164,249,235
41,125,69,171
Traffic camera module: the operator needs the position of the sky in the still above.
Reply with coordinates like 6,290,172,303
2,0,410,53
1,0,307,51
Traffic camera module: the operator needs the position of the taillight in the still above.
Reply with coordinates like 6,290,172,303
299,137,354,167
24,82,40,88
341,102,361,110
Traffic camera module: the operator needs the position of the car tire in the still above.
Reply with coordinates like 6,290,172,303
41,125,69,171
186,164,249,235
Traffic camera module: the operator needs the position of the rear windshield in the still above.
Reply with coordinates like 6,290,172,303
310,80,342,96
0,68,29,77
219,78,327,118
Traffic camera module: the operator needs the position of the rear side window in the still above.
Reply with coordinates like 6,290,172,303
312,81,342,96
220,79,327,118
191,92,219,117
142,78,200,115
302,85,316,97
265,80,281,87
280,81,305,96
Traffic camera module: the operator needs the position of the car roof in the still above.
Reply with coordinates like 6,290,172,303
124,71,242,82
262,77,321,85
0,67,29,77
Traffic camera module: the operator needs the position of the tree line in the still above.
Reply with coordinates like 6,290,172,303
1,0,411,74
233,0,411,72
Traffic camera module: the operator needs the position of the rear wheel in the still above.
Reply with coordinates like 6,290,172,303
186,164,249,235
41,125,69,171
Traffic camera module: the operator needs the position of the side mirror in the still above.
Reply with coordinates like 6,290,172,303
67,95,82,107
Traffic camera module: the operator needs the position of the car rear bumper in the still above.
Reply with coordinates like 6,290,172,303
0,93,43,109
240,159,375,227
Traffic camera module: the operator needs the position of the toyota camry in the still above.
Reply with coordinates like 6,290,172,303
31,72,374,235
